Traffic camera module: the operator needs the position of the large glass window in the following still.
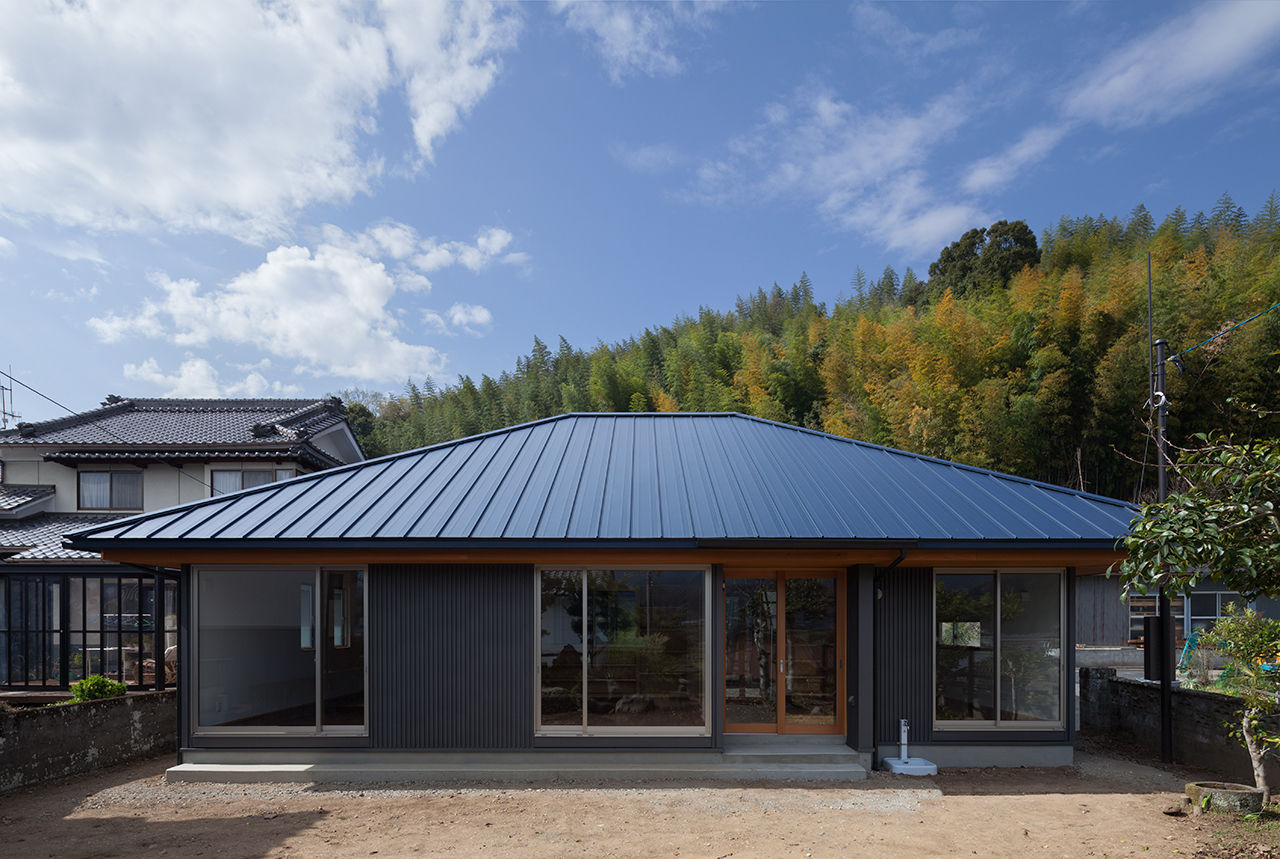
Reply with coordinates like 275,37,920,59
935,569,1064,728
196,567,365,733
78,471,142,510
538,568,708,734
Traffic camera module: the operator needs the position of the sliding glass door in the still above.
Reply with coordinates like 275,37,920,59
195,566,365,735
537,567,711,735
724,571,845,734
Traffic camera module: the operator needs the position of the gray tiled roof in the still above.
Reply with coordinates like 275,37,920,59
0,484,55,512
69,413,1137,551
0,512,121,561
0,397,353,469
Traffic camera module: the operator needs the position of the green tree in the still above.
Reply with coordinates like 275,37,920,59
1204,605,1280,802
1113,432,1280,599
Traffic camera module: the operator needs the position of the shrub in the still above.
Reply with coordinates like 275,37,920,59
69,675,127,702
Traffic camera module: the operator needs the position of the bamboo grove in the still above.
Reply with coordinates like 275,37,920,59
341,194,1280,502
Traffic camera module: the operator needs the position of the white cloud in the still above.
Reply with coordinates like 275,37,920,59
850,2,980,57
88,221,520,383
420,302,494,337
1062,1,1280,129
0,1,521,241
380,0,521,162
961,124,1071,195
552,0,724,83
0,236,14,258
960,1,1280,196
124,357,301,398
447,303,493,336
681,86,985,254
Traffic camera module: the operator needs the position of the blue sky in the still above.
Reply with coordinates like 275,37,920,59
3,0,1279,424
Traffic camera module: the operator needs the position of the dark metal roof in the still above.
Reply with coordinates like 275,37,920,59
0,484,55,513
1,513,121,561
67,413,1136,551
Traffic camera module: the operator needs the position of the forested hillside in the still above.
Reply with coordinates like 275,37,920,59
341,193,1280,501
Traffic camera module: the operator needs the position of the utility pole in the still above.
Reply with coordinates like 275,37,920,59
1153,336,1174,764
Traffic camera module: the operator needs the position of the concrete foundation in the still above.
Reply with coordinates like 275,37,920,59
170,736,869,784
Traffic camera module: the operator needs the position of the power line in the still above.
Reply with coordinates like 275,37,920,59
1170,299,1280,362
0,368,217,494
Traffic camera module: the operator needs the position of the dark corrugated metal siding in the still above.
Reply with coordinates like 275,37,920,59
369,564,534,750
874,567,935,745
1076,575,1129,647
71,413,1136,549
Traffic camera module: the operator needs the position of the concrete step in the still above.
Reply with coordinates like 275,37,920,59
166,760,867,785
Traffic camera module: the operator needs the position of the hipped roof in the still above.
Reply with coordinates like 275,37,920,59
67,413,1136,552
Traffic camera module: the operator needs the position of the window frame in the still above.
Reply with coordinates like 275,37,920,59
190,564,368,738
533,564,714,738
932,567,1066,732
209,467,282,496
77,470,144,511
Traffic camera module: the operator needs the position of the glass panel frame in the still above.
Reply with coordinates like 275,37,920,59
535,566,713,738
933,568,1066,731
191,565,368,737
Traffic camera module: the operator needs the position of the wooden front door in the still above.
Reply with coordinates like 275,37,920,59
723,570,846,734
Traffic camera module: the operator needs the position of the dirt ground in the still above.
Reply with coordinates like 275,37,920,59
0,738,1273,858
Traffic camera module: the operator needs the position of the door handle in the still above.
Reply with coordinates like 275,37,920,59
778,658,784,674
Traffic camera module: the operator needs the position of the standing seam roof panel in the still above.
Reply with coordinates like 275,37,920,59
719,418,806,538
437,426,538,538
654,417,694,539
732,421,830,538
236,466,371,539
567,418,616,539
344,447,454,537
531,417,596,539
407,434,510,538
785,430,888,539
471,421,558,538
598,417,635,539
689,418,756,538
175,478,326,540
375,441,485,537
829,443,946,538
318,454,423,538
269,462,396,539
1010,481,1135,536
947,468,1071,539
628,417,662,539
669,418,725,539
896,461,1022,540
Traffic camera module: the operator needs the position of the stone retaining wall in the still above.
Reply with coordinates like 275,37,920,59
1079,667,1279,784
0,691,177,794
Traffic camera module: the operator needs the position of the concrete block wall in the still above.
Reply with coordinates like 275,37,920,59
0,691,176,793
1080,667,1279,784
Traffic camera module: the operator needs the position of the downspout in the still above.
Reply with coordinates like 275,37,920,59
872,548,909,768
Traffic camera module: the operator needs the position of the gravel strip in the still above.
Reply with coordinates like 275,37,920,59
83,775,942,815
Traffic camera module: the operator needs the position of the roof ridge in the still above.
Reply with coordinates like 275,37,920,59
5,399,135,438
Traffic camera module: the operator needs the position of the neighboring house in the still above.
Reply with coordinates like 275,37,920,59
70,412,1135,777
1076,575,1280,652
0,396,364,691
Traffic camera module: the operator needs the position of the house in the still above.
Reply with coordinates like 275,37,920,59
67,412,1134,776
0,396,364,691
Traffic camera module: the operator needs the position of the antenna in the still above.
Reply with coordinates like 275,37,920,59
0,365,17,429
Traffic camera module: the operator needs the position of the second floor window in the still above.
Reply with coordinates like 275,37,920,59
79,471,143,510
211,468,294,496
